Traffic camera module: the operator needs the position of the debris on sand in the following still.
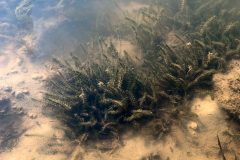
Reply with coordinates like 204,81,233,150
28,113,37,119
0,95,11,112
6,70,18,76
15,91,25,99
16,58,23,66
217,135,227,160
141,153,161,160
1,86,12,92
0,95,10,104
15,90,30,99
31,74,44,81
187,121,198,130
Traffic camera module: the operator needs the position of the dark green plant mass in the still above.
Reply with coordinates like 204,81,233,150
44,42,170,143
125,0,240,101
143,44,216,102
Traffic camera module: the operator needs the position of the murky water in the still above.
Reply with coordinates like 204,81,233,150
0,0,240,160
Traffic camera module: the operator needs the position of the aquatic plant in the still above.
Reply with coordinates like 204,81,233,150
141,43,215,103
125,4,175,56
125,0,240,104
125,12,214,102
179,0,240,64
189,14,240,64
44,42,169,143
135,0,239,62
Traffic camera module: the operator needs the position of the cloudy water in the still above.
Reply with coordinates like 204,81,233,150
1,0,123,58
0,0,240,160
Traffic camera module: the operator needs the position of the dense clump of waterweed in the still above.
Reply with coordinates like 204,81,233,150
44,42,172,144
125,0,240,102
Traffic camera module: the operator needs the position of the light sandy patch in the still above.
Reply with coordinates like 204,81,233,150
120,2,147,13
0,42,72,160
109,38,143,64
0,117,71,160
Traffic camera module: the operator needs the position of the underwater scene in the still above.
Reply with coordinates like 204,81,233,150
0,0,240,159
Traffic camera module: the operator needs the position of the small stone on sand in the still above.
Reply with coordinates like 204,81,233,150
1,86,12,92
16,58,24,66
188,121,198,130
28,113,37,119
32,74,43,80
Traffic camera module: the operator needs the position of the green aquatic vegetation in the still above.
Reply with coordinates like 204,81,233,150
139,0,240,63
125,4,179,56
44,42,167,143
185,0,240,63
125,0,240,103
141,44,215,103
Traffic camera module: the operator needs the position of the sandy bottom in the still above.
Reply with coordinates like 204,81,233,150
0,43,72,160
